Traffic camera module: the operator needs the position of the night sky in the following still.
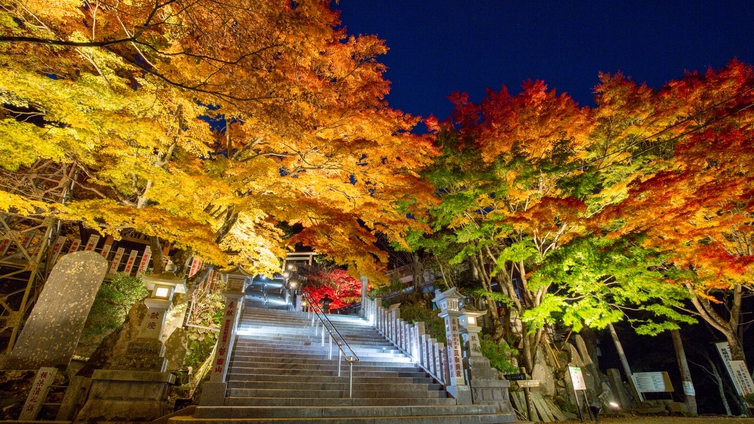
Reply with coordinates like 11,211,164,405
336,1,754,130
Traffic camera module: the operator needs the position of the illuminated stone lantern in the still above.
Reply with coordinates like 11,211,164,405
137,272,188,352
459,307,516,420
459,310,487,359
76,270,187,422
433,287,472,404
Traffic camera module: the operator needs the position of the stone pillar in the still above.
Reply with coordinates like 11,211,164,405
360,276,369,319
201,271,248,406
75,271,187,423
433,288,471,404
460,310,516,421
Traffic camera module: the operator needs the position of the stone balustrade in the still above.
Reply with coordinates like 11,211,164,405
362,298,451,387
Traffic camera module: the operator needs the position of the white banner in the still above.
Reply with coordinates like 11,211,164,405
716,342,754,396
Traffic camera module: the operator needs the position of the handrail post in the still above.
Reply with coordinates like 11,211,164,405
338,349,342,377
349,362,354,398
329,333,333,360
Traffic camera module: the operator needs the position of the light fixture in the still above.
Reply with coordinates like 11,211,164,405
467,316,477,326
153,285,172,299
290,281,298,288
283,271,290,278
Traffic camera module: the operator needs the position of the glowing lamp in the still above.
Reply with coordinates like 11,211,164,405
153,285,171,299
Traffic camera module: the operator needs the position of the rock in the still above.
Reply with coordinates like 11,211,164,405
164,327,188,372
531,345,555,397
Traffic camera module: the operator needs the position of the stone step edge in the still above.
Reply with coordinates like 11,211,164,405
192,405,498,418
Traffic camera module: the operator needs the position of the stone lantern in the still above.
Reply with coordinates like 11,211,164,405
112,270,187,372
459,310,487,360
459,309,516,420
433,287,472,404
76,270,187,422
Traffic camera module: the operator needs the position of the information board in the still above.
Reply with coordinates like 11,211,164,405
632,371,674,393
569,366,586,390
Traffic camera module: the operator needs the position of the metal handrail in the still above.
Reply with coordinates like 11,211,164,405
302,292,360,398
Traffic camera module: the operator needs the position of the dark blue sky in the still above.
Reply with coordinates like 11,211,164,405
336,1,754,128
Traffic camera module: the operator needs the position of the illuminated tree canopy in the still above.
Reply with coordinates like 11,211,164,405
0,0,435,280
1,0,753,367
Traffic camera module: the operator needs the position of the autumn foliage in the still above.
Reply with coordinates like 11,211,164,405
303,268,363,311
0,0,435,280
416,60,754,369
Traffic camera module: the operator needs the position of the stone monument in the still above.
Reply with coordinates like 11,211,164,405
5,251,108,370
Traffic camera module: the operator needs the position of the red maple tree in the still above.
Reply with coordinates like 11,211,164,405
303,268,364,311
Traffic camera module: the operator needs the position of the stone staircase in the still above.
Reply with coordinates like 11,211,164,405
169,306,518,423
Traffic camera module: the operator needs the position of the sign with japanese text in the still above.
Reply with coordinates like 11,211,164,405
49,236,66,264
716,342,754,396
569,366,587,390
189,257,202,277
109,247,125,273
84,234,100,251
67,238,81,253
210,299,238,382
100,240,112,259
138,309,165,339
123,249,139,274
444,316,464,384
19,367,57,420
632,372,674,392
137,246,152,275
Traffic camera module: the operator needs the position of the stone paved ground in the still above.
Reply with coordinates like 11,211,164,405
559,416,754,423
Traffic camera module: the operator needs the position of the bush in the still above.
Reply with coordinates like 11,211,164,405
395,301,446,344
79,273,149,354
479,334,519,374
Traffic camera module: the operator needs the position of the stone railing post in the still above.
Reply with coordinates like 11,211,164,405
200,271,249,406
433,288,471,403
414,322,424,364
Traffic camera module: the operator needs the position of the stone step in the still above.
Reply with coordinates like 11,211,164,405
222,396,458,407
230,354,411,364
226,380,443,392
228,364,422,374
226,373,434,384
227,369,429,379
227,387,446,399
191,404,499,419
171,415,511,424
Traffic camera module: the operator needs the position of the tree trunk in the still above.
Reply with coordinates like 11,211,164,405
706,355,734,415
671,329,697,416
149,235,165,274
411,253,423,293
608,323,642,405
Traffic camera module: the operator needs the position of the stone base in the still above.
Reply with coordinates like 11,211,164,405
199,382,227,406
74,370,175,423
446,384,472,404
471,378,515,415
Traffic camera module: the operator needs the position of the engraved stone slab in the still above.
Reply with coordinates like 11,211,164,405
6,251,108,369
